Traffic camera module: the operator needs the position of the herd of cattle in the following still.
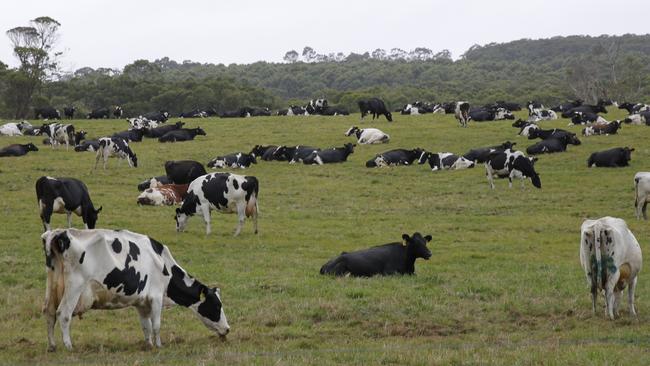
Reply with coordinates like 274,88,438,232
1,95,648,351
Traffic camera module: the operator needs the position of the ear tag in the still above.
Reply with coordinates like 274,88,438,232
402,240,407,247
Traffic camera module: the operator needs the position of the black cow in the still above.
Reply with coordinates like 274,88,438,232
158,128,206,142
272,145,320,163
302,143,355,165
87,108,110,119
320,106,350,116
248,107,272,117
35,176,102,232
165,160,207,184
179,109,207,118
113,128,145,142
144,121,185,138
469,107,514,122
526,136,573,155
143,111,170,122
463,141,517,164
527,128,581,145
587,147,634,168
207,152,257,169
0,143,39,157
219,110,244,118
550,99,583,113
113,106,123,118
63,107,76,120
358,98,393,122
74,140,100,152
250,145,282,161
319,232,432,277
35,107,61,120
366,148,425,167
137,175,173,191
485,149,541,189
561,102,608,118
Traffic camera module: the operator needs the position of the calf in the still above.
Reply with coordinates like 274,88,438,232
418,152,475,171
579,217,642,319
175,172,259,236
366,148,424,167
165,160,207,184
250,145,282,161
137,183,189,206
302,143,355,165
207,152,257,169
588,147,634,168
358,98,393,122
582,121,622,136
158,127,206,142
41,228,230,351
485,149,541,189
345,126,390,144
634,172,650,220
144,121,185,138
36,176,102,231
93,137,138,169
319,232,432,277
0,143,38,157
463,141,516,164
455,101,470,127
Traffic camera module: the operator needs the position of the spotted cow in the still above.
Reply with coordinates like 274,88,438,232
93,137,138,169
485,149,541,189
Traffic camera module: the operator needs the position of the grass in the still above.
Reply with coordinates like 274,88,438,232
1,110,649,365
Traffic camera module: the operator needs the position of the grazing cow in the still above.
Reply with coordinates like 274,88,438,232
36,176,102,231
165,160,207,184
143,111,169,122
634,172,650,220
94,137,138,169
345,126,390,144
528,128,581,145
272,145,320,163
358,98,393,122
418,152,475,171
455,102,470,127
74,140,100,152
550,99,583,113
143,121,184,138
0,143,39,157
35,107,61,120
137,183,189,206
158,128,206,142
588,147,634,168
179,109,207,118
463,141,517,164
40,123,76,150
526,136,573,155
113,106,123,118
582,121,622,136
113,128,145,142
87,108,110,119
365,148,425,167
250,145,282,161
302,143,355,165
618,102,650,114
0,122,25,136
207,152,257,169
570,111,607,125
63,107,76,120
175,173,259,236
485,149,541,189
137,176,173,192
41,228,230,351
579,217,642,319
319,232,432,277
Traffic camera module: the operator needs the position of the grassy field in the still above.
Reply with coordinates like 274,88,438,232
1,109,649,365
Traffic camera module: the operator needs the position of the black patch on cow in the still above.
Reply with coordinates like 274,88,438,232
233,179,239,190
103,240,148,296
112,239,122,253
79,251,86,264
162,265,169,276
54,232,71,253
200,174,230,210
128,241,140,261
166,265,202,307
197,289,222,322
178,191,201,215
149,237,164,255
241,176,259,202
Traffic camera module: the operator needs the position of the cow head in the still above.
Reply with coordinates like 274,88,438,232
127,152,138,168
402,232,432,260
499,141,517,150
344,126,360,137
194,286,230,337
25,143,39,152
512,119,528,128
385,111,393,122
175,193,199,232
343,143,355,154
195,127,207,136
624,147,635,162
451,156,475,170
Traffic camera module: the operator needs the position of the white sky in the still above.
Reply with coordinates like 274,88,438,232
1,0,647,72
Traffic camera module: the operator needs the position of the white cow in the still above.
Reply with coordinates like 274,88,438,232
42,228,230,351
0,122,24,136
344,126,390,144
634,172,650,220
579,217,642,320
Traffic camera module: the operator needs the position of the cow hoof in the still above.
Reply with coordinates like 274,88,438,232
47,345,56,352
142,342,154,351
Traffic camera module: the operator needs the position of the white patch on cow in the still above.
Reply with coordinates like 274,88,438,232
0,123,23,136
635,172,650,220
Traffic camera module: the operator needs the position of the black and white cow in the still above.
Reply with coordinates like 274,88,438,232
582,120,622,136
44,130,86,147
527,128,581,145
485,149,541,189
550,99,583,113
455,101,470,127
319,232,432,277
158,128,206,142
512,119,539,137
127,117,161,130
345,126,390,144
528,109,557,122
165,160,207,184
304,99,328,115
279,105,307,116
41,228,230,351
35,107,61,120
358,98,393,122
570,111,607,125
207,152,257,169
63,107,76,120
35,176,102,231
526,135,573,155
40,123,76,150
87,108,110,119
527,101,545,114
587,147,634,168
365,148,425,167
302,143,355,165
0,143,38,157
113,128,145,142
143,121,185,138
463,141,517,164
272,145,320,163
143,111,170,122
74,140,100,152
250,145,282,161
320,106,349,116
469,107,514,122
562,101,608,118
113,106,123,118
618,102,650,114
418,152,475,171
175,173,259,236
179,109,207,118
93,137,138,169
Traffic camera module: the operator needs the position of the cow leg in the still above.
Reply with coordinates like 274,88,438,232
136,306,153,348
613,289,622,317
201,206,212,235
234,202,246,236
590,284,597,315
93,150,101,170
66,211,73,228
57,276,86,350
41,203,53,232
643,201,648,220
485,167,495,189
45,302,57,352
150,297,163,348
628,276,638,316
252,202,259,235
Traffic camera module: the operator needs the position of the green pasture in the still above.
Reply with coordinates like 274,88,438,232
1,109,649,365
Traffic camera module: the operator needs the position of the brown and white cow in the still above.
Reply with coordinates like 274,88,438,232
137,183,189,206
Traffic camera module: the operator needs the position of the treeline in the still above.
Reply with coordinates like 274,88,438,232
1,33,650,118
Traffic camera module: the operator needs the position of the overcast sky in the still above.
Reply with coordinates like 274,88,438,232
1,0,647,72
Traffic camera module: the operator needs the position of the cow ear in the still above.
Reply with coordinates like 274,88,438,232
401,234,410,246
424,235,432,242
96,206,103,214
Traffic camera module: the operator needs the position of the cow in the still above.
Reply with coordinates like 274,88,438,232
280,105,307,116
0,122,25,136
400,104,421,115
365,148,425,167
39,123,76,150
358,98,393,122
562,102,608,118
250,107,272,117
41,228,230,351
207,152,257,169
512,120,539,137
272,145,320,163
35,107,61,120
113,106,123,118
634,172,650,220
489,101,521,111
35,176,102,232
87,108,110,119
142,111,170,122
137,176,173,192
63,107,76,120
319,232,432,277
165,160,207,184
485,149,541,189
570,111,607,125
588,147,634,168
320,106,349,116
527,101,544,113
137,183,189,206
618,102,649,114
527,128,581,145
455,102,470,127
127,117,160,130
143,121,184,138
179,109,207,118
526,136,573,155
623,114,644,125
302,143,355,165
74,140,100,152
579,217,642,319
528,109,557,122
220,109,246,118
250,145,283,161
113,128,145,142
0,143,38,157
550,99,583,113
418,152,475,171
582,121,622,136
345,126,390,144
175,172,259,236
44,130,86,147
93,137,138,169
469,107,514,122
304,99,327,115
463,141,516,164
158,128,206,143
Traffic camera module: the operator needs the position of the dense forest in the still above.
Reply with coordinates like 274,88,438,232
1,30,650,118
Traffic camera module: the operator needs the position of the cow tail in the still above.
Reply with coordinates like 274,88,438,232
635,177,640,208
245,177,259,217
594,224,604,288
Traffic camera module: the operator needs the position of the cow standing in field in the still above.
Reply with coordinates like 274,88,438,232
455,102,470,127
579,217,642,319
87,108,110,119
63,107,76,120
113,106,123,118
35,107,61,120
485,149,541,189
175,173,259,236
36,176,102,231
41,228,230,351
358,98,393,122
634,172,650,220
345,126,390,144
41,123,76,150
94,137,138,169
